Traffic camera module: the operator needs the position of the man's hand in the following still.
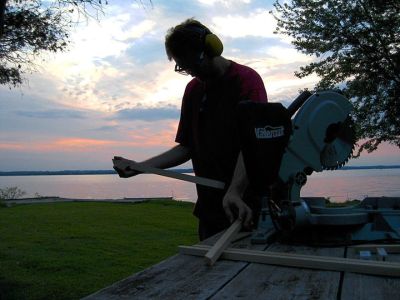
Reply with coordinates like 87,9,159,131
222,190,253,229
112,156,142,178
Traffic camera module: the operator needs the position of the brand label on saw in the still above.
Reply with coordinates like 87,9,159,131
254,126,284,139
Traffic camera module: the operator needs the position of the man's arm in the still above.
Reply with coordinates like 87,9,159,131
113,145,191,178
222,152,253,229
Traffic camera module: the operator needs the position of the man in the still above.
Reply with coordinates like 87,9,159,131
113,18,268,240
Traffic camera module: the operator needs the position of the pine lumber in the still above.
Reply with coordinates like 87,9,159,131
179,245,400,277
349,244,400,254
204,219,242,266
125,162,225,189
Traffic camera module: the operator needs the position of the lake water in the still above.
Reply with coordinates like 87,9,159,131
0,169,399,203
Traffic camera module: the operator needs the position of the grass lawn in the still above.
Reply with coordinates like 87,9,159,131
0,200,198,300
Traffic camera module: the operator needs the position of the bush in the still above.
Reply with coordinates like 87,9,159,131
0,186,26,200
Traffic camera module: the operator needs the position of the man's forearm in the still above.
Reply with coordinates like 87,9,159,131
222,152,253,226
140,144,191,169
226,152,248,196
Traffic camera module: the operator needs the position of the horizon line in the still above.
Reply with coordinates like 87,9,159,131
1,165,400,176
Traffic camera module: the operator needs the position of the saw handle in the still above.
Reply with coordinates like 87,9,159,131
287,91,312,117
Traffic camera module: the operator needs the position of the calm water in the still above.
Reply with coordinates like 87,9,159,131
0,169,399,202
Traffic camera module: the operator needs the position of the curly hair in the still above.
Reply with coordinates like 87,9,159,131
165,18,211,60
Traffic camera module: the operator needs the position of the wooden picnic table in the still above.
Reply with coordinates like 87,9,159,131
83,220,400,300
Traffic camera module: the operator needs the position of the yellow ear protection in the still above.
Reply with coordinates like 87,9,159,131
186,25,223,57
204,31,224,57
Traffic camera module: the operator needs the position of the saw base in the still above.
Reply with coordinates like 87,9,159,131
258,197,400,247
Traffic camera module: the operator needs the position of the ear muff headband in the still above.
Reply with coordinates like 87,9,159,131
184,25,223,57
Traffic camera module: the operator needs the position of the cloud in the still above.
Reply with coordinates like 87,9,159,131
65,8,157,61
153,1,205,20
0,119,179,153
1,1,397,170
198,0,251,6
0,142,25,151
224,36,284,57
212,9,277,39
0,138,113,152
115,106,180,121
125,37,165,65
53,138,113,149
93,125,121,132
15,109,85,119
125,120,178,148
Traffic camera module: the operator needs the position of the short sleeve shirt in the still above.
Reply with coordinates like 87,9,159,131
175,61,268,222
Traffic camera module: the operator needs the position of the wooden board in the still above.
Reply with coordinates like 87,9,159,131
349,244,400,254
340,246,400,300
208,244,344,300
124,161,225,189
180,244,400,276
205,219,242,266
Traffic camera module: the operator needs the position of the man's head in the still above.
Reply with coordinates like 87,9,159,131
165,18,223,79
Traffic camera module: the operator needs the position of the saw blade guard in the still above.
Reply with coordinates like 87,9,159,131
270,91,356,234
279,91,355,183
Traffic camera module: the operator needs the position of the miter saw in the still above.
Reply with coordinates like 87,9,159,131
238,90,400,245
120,89,400,246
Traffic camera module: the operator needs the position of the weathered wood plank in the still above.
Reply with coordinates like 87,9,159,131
340,247,400,300
82,253,248,300
82,228,267,300
209,244,344,300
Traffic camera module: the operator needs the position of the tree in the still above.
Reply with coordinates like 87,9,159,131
272,0,400,155
0,1,151,87
0,0,110,86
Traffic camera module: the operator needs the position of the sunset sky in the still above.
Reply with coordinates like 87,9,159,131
0,0,399,171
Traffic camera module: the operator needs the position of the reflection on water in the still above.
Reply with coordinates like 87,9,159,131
303,169,400,201
0,174,197,201
0,169,399,203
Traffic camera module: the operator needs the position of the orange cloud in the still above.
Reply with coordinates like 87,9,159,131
126,121,178,148
0,138,115,153
35,138,115,152
53,138,114,149
0,121,180,154
0,143,25,150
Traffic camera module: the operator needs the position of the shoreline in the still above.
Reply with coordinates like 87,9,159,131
1,165,400,176
2,196,185,206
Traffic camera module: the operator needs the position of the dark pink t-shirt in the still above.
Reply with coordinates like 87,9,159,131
175,61,268,221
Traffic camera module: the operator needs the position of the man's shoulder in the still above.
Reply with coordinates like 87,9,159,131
185,78,203,92
228,60,264,87
228,60,268,102
229,60,261,77
182,78,204,101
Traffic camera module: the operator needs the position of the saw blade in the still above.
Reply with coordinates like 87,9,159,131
320,116,356,170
